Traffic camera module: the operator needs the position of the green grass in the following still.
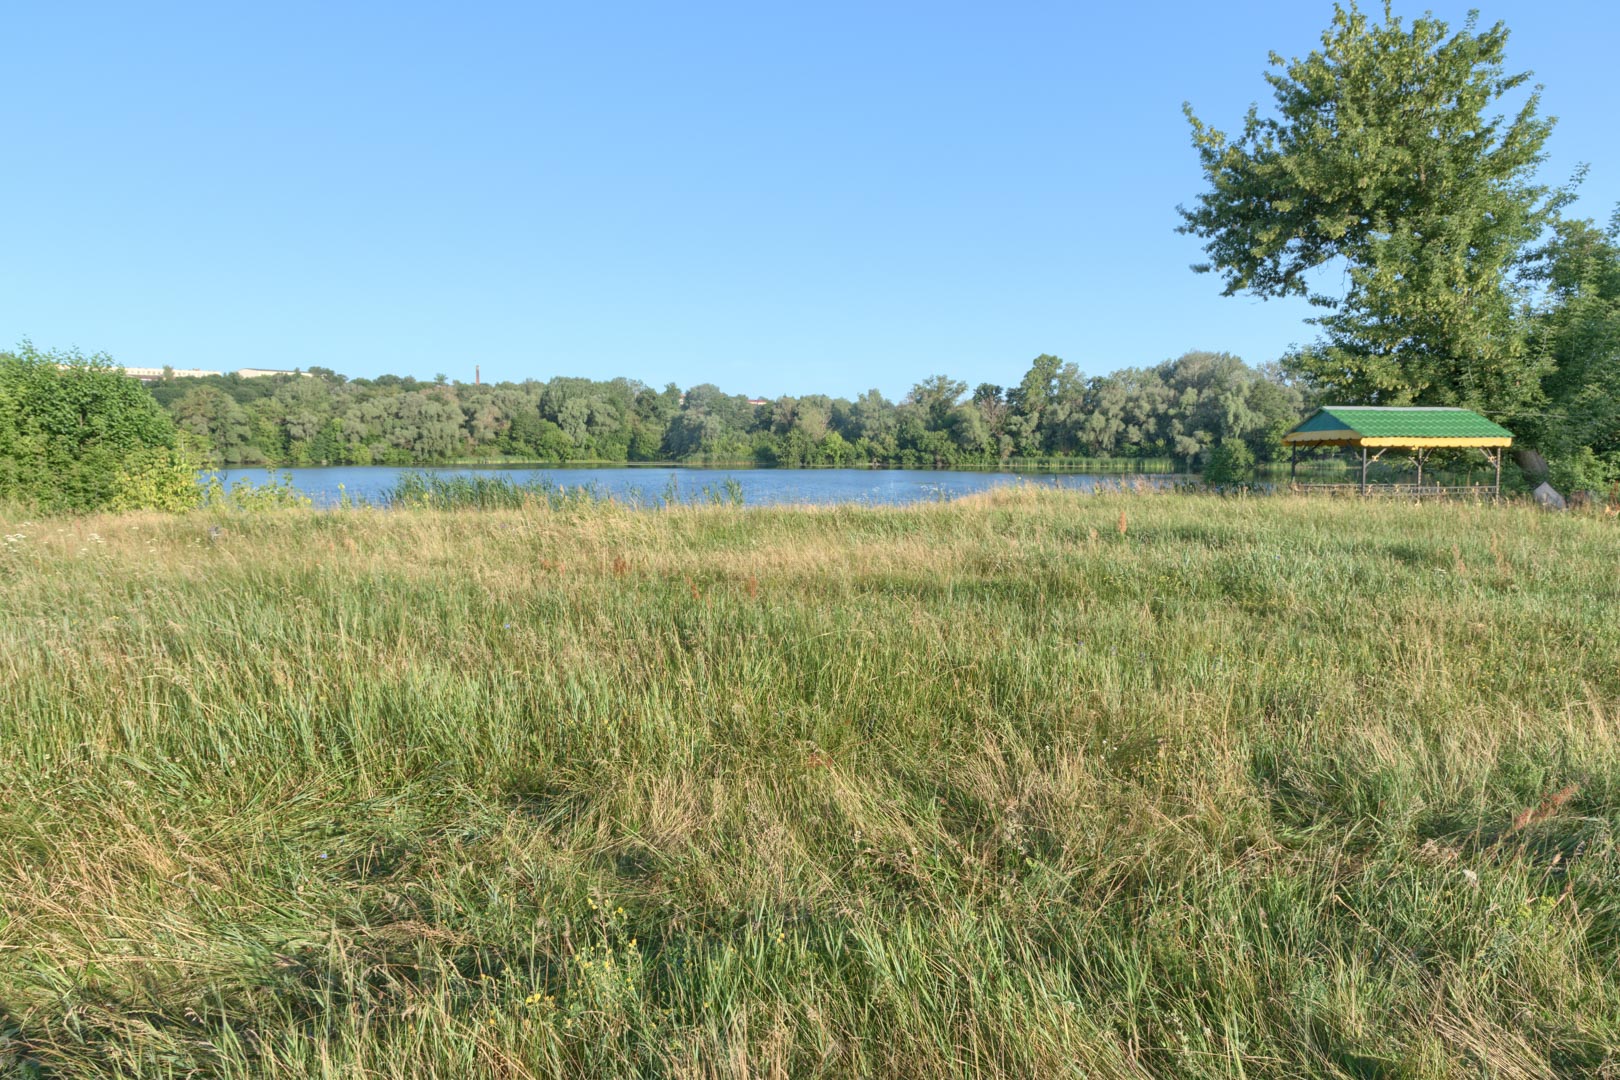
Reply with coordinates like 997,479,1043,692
1,490,1618,1077
382,471,744,510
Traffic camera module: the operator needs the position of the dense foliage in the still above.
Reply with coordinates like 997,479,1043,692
1523,217,1620,492
1200,437,1257,486
0,343,197,513
141,350,1304,471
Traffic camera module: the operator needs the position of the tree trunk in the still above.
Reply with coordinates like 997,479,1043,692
1514,448,1548,485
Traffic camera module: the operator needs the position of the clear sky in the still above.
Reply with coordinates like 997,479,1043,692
3,2,1616,399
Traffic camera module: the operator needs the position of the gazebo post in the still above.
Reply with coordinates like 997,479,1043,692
1360,446,1368,495
1493,449,1501,500
1415,450,1424,491
1290,446,1297,484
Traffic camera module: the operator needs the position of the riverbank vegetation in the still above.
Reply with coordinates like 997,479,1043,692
1,342,1314,511
2,489,1617,1076
129,348,1306,473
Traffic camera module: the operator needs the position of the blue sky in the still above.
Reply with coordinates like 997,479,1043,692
4,1,1616,399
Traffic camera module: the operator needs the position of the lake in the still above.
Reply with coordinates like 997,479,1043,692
212,464,1179,508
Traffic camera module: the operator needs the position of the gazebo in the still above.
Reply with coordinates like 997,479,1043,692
1282,406,1513,497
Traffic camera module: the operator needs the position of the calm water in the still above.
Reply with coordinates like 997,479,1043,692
213,465,1177,508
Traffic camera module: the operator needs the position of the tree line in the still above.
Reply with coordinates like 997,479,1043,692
1,343,1314,512
134,350,1304,472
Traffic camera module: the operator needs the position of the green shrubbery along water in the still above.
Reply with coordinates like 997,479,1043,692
1199,437,1257,487
0,343,189,513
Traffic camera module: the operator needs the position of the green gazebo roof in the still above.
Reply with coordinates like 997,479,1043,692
1283,406,1513,447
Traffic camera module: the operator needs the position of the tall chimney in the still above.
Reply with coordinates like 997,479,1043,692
475,364,480,386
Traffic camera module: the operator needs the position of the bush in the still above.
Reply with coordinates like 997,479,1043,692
200,470,314,511
1547,446,1618,496
109,445,208,512
1203,437,1257,485
0,342,185,511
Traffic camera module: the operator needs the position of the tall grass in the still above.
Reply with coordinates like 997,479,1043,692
384,471,599,510
1,489,1617,1077
383,471,746,510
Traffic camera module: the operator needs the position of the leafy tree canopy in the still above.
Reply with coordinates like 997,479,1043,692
1523,216,1620,488
1180,2,1564,415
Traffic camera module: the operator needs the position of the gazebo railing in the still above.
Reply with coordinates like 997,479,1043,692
1288,443,1505,498
1289,482,1500,499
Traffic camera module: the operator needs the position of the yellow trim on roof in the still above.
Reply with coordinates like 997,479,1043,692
1357,436,1512,448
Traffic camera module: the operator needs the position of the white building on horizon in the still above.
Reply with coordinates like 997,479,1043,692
54,364,319,382
105,365,224,381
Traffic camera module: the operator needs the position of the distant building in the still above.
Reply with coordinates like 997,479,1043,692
59,365,224,381
53,363,321,382
747,398,770,406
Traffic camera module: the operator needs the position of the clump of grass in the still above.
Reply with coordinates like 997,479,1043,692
383,471,745,511
384,470,602,510
1,491,1618,1077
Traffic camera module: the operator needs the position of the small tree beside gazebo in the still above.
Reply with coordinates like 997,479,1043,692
1282,406,1513,497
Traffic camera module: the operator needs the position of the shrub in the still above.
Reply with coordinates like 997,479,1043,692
0,342,184,511
109,445,208,512
1203,437,1257,486
200,470,314,511
1548,446,1618,496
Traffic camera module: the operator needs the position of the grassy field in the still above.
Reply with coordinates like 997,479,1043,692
1,490,1618,1078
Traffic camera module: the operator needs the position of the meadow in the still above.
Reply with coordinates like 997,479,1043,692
1,489,1617,1078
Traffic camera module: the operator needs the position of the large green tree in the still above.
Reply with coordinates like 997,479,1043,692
1179,2,1562,415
